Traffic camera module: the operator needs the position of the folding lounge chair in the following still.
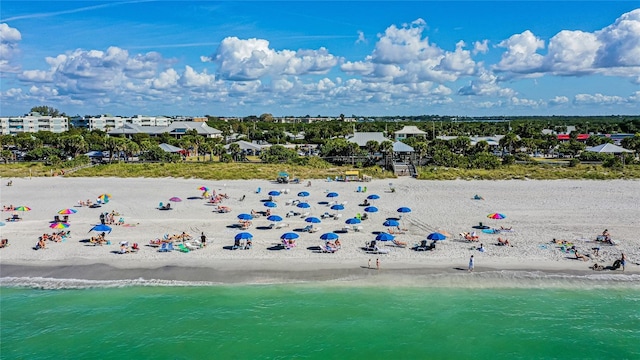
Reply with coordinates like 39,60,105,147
158,243,169,252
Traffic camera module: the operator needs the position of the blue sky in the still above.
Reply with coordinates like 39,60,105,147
1,1,639,117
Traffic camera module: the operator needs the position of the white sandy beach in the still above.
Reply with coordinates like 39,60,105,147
1,176,639,283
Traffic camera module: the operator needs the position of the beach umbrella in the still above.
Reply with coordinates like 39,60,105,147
397,207,412,214
58,208,77,215
297,191,310,197
14,206,31,211
487,213,506,220
297,202,311,209
268,190,281,196
237,213,253,221
345,218,361,225
50,222,70,229
264,201,277,208
97,194,112,202
427,232,447,241
235,232,253,241
326,192,339,198
169,197,182,202
89,224,112,233
383,219,400,227
376,233,395,241
330,204,345,211
367,194,380,200
320,232,339,241
364,206,378,213
305,217,321,224
198,186,209,191
267,215,283,222
281,232,299,240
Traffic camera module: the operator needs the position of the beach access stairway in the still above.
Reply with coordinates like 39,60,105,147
392,161,416,177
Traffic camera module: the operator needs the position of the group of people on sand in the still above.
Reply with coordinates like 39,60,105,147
34,231,70,250
100,211,123,226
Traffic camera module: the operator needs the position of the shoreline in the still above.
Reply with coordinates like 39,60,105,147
1,177,639,288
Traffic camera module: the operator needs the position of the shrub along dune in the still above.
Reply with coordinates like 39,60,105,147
1,161,639,180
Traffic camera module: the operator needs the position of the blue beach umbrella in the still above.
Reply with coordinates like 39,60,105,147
237,213,253,220
305,217,321,224
345,218,361,225
267,215,283,222
376,233,395,241
427,232,447,241
367,194,380,200
326,192,339,198
89,224,112,233
397,207,412,214
268,190,281,196
264,201,277,208
281,232,299,240
297,191,310,197
297,202,311,209
320,232,339,241
235,232,253,240
364,206,378,213
383,219,399,227
330,204,345,211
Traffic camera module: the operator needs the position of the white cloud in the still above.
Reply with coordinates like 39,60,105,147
341,19,478,85
473,40,489,55
457,67,516,97
0,23,22,73
494,30,545,75
544,30,600,74
574,93,628,105
549,96,569,105
356,30,366,44
494,9,640,80
208,37,339,81
595,9,640,68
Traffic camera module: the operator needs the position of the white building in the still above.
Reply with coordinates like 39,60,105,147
0,113,68,135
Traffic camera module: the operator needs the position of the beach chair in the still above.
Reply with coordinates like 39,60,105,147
357,186,362,193
158,243,169,252
414,240,429,251
363,187,367,192
353,225,363,232
177,243,190,253
54,215,61,222
167,242,175,251
364,240,377,252
275,222,289,229
333,214,343,220
184,241,199,250
256,187,261,194
373,245,390,254
300,212,310,218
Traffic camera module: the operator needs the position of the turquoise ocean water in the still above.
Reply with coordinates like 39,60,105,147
2,278,640,359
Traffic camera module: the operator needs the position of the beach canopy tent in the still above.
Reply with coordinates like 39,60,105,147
158,143,184,153
584,143,633,154
345,170,360,181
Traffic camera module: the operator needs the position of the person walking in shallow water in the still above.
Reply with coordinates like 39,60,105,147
468,255,475,272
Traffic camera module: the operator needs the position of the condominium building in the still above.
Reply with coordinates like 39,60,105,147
0,113,69,135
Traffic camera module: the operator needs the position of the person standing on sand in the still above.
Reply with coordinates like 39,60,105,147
376,258,380,270
200,232,207,247
468,255,475,272
621,253,627,271
368,259,371,269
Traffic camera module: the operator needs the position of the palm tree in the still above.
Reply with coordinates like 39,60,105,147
380,140,394,169
499,133,519,155
228,143,241,162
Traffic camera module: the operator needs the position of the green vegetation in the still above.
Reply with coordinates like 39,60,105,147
1,161,638,180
